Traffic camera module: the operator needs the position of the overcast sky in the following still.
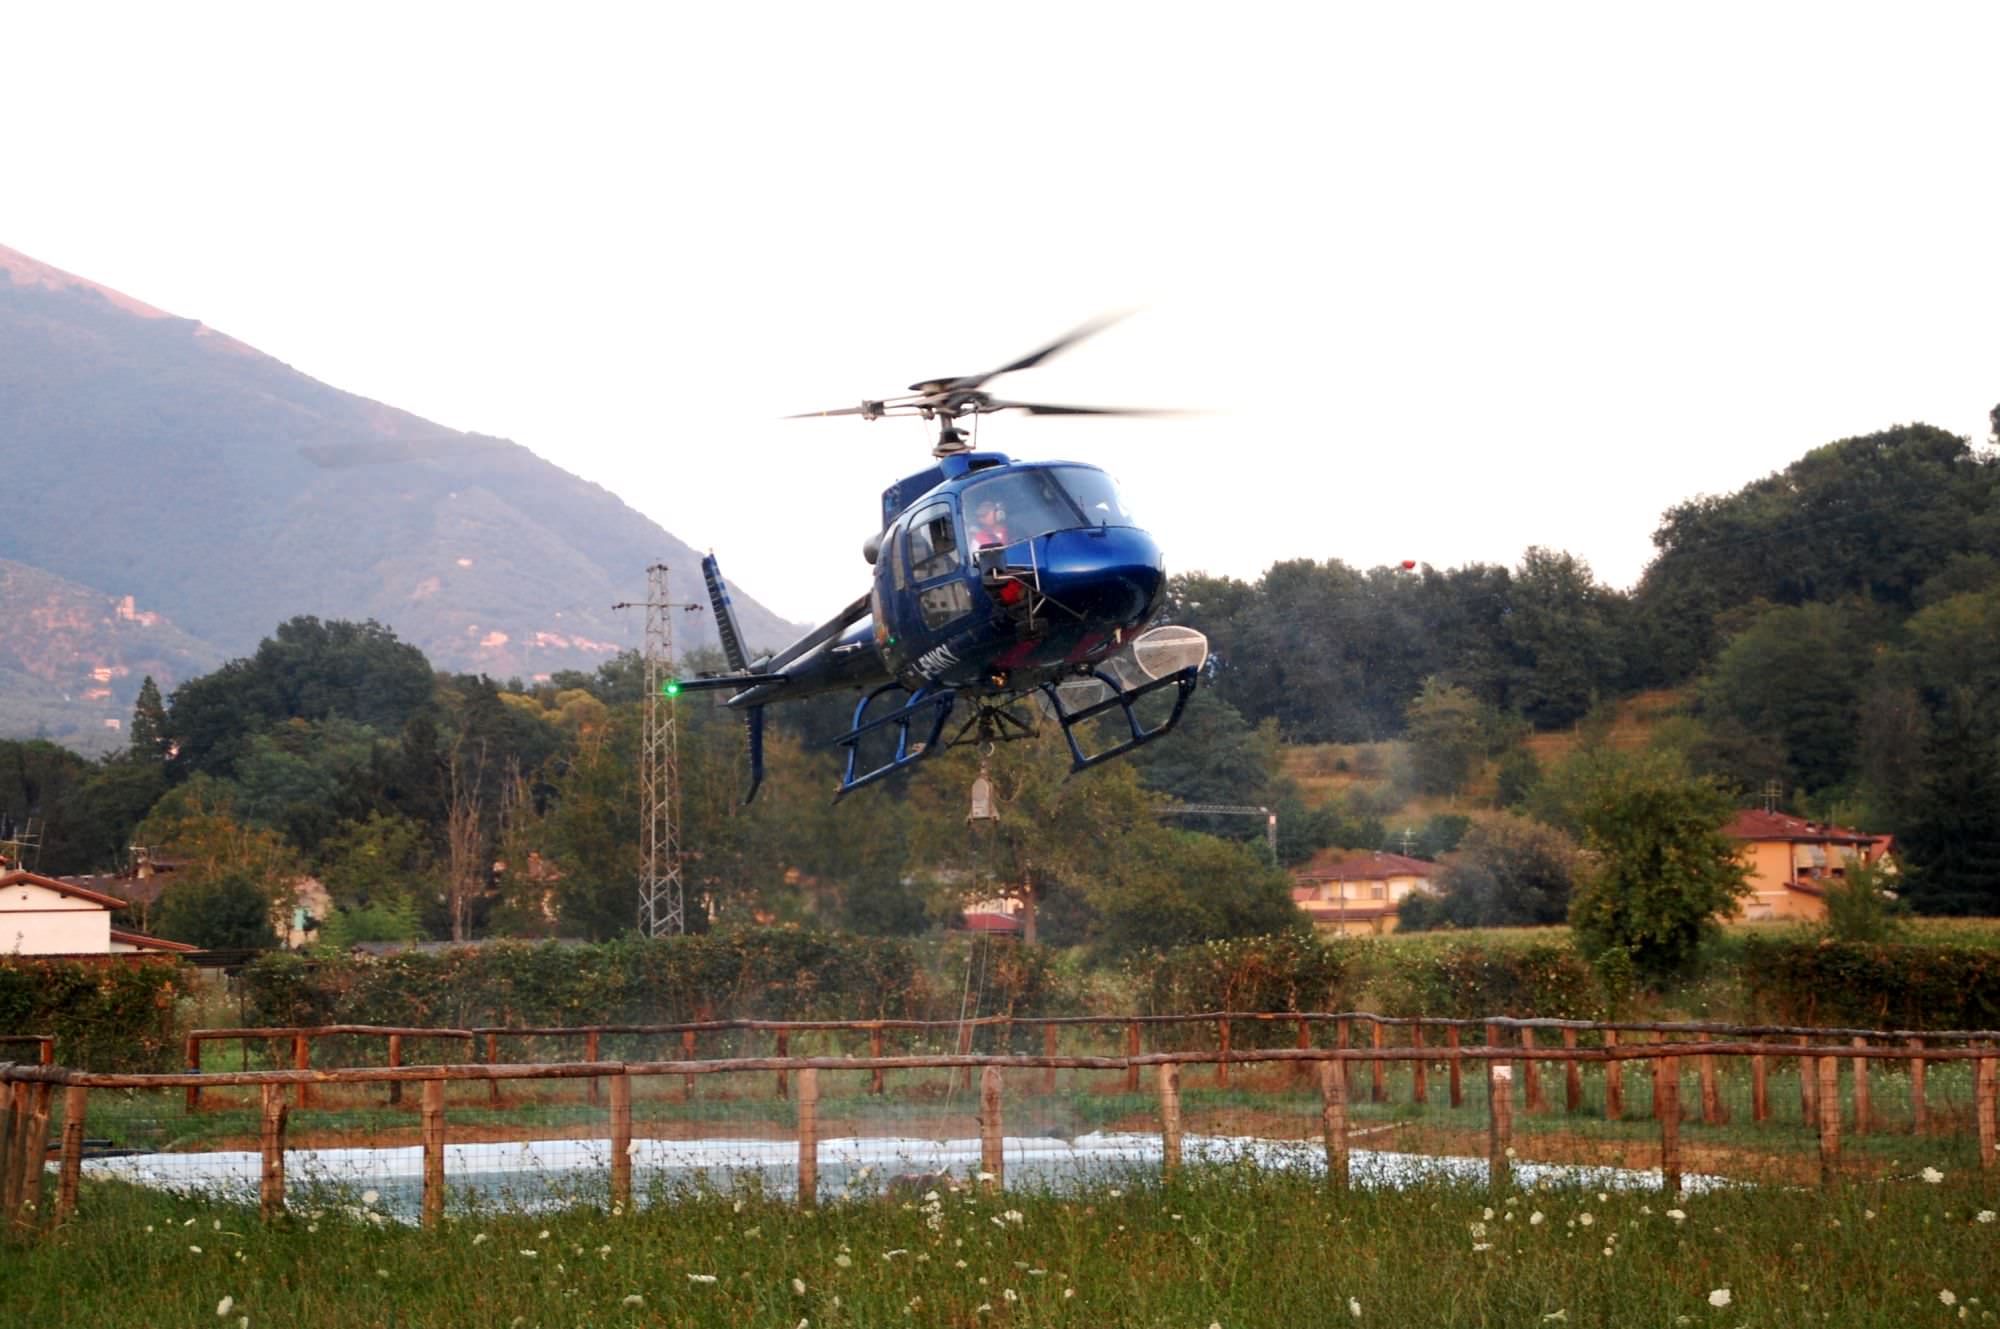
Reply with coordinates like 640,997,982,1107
8,3,1999,624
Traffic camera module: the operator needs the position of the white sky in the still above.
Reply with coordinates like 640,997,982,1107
8,3,1999,624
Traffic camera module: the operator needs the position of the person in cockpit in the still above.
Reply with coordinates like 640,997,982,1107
969,497,1010,548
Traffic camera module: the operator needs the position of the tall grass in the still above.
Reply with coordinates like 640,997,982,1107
5,1164,1995,1327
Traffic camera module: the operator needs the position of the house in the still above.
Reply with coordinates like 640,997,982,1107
1,867,196,958
1722,809,1892,923
1290,850,1440,936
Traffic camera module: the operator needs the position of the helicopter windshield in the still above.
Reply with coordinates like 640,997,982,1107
962,466,1134,548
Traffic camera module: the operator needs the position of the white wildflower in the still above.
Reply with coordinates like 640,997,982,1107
1543,1313,1568,1324
975,1304,992,1315
688,1274,718,1284
597,1245,612,1259
1003,1209,1025,1225
1472,1243,1493,1252
1349,1296,1363,1318
1063,1288,1075,1300
1942,1292,1958,1307
189,1245,203,1255
361,1190,379,1207
472,1233,489,1245
884,1249,908,1260
1923,1167,1945,1184
1578,1213,1595,1227
1003,1289,1018,1303
217,1297,235,1317
519,1250,537,1258
1708,1288,1731,1308
622,1294,644,1308
1666,1209,1686,1222
835,1253,852,1268
1529,1212,1545,1226
1977,1211,1996,1224
792,1278,807,1295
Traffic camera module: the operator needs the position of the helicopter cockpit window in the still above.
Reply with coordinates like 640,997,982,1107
1051,466,1135,527
962,470,1078,547
906,504,961,582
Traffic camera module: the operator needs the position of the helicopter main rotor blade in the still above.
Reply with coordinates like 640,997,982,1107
981,400,1190,418
911,311,1132,394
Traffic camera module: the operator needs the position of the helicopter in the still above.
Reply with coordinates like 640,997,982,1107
676,316,1211,802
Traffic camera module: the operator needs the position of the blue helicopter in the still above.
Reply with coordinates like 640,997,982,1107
678,318,1210,801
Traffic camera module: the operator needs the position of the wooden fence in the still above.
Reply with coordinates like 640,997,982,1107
3,1032,1996,1237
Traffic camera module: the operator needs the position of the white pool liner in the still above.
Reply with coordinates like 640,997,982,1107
79,1130,1726,1217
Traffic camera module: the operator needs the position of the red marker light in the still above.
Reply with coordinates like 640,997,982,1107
997,579,1026,606
1400,560,1417,571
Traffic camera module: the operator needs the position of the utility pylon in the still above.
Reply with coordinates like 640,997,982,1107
614,566,703,936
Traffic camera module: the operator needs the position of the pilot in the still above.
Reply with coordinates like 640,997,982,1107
970,497,1010,547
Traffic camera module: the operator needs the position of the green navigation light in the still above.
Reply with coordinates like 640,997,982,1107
662,680,682,697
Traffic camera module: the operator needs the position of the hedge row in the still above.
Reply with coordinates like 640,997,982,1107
0,957,188,1072
1738,937,2000,1030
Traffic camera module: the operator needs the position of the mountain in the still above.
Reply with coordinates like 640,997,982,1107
0,242,802,742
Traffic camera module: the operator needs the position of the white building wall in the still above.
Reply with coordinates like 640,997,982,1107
2,881,115,954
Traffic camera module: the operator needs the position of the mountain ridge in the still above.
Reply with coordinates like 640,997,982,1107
0,242,802,748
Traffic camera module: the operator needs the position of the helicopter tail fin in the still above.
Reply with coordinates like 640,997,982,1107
700,553,751,674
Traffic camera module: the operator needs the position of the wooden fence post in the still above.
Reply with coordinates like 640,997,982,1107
1698,1034,1723,1126
1907,1038,1927,1135
1447,1025,1462,1108
1562,1028,1581,1113
1124,1022,1141,1093
1520,1027,1544,1113
294,1033,313,1110
682,1031,698,1101
1158,1062,1183,1178
259,1083,287,1223
1294,1016,1312,1087
585,1031,601,1107
1043,1026,1060,1094
872,1027,888,1097
387,1034,403,1106
1751,1051,1768,1123
1817,1053,1842,1187
774,1031,789,1102
1217,1018,1231,1089
1411,1024,1428,1105
486,1032,501,1107
796,1067,819,1208
1319,1059,1348,1190
1487,1061,1514,1190
1370,1020,1386,1103
609,1072,632,1214
1975,1055,1996,1172
421,1079,446,1228
1798,1034,1817,1125
1849,1037,1870,1135
1603,1029,1622,1120
55,1085,86,1222
1656,1057,1681,1197
185,1036,202,1113
16,1083,50,1229
1338,1018,1355,1097
1,1080,24,1220
979,1066,1004,1188
959,1024,976,1093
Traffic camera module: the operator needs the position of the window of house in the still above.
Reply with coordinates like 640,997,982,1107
1371,882,1385,899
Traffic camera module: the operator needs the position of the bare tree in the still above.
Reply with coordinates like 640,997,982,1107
444,736,489,943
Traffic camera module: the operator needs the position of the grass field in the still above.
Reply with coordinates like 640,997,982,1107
5,1160,1996,1327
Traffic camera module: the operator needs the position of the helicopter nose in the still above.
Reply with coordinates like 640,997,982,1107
1036,526,1166,625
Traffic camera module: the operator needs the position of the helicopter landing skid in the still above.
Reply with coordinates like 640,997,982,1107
834,682,958,800
1038,665,1201,772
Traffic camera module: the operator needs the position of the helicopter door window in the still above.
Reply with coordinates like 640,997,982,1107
906,505,961,582
918,581,972,629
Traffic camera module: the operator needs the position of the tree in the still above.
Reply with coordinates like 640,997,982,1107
128,675,168,762
1502,547,1625,729
1697,602,1870,793
1405,677,1485,795
1565,756,1749,986
1897,588,2000,914
152,868,279,950
1408,814,1579,929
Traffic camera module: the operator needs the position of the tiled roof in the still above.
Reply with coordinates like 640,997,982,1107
1725,810,1874,845
109,928,199,953
0,870,129,911
1295,850,1439,882
960,911,1022,933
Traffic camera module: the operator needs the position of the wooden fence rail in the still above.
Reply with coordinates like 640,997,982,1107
156,1014,2000,1112
5,1034,1998,1239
